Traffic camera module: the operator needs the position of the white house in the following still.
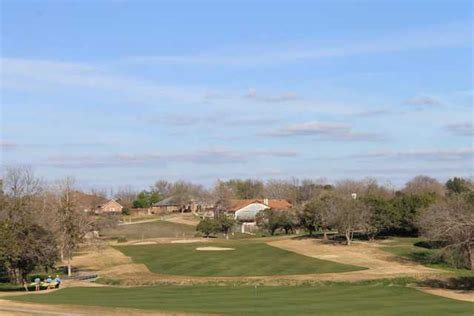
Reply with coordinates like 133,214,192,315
226,198,292,221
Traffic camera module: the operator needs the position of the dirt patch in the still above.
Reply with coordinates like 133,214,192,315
415,287,474,302
196,247,235,251
171,239,206,244
101,263,152,277
71,247,132,271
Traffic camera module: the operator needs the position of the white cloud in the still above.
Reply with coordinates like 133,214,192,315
45,148,299,169
0,140,18,149
352,147,474,161
264,121,381,141
445,122,473,137
403,95,443,107
120,22,471,67
244,88,299,103
1,58,206,103
355,109,390,117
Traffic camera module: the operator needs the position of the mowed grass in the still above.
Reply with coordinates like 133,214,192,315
101,220,196,240
8,282,473,315
116,241,364,276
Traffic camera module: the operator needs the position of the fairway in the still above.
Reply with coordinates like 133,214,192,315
7,283,473,315
116,241,364,276
101,220,196,240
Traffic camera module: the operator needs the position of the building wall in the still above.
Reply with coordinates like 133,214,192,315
100,200,123,213
234,202,269,221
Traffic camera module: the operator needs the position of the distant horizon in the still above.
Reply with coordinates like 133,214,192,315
1,1,472,189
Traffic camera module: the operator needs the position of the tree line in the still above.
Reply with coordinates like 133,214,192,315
252,176,473,269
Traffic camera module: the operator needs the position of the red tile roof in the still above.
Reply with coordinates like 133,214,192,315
227,199,292,212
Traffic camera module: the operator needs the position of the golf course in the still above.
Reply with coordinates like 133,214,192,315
1,216,472,315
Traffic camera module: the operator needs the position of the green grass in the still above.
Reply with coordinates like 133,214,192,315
101,220,196,240
380,237,474,277
7,282,473,315
116,241,364,276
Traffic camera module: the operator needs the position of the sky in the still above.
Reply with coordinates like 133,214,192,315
0,0,473,190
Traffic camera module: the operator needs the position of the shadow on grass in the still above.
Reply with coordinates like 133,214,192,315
423,277,474,291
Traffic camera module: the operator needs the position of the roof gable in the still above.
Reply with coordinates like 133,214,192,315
227,199,292,212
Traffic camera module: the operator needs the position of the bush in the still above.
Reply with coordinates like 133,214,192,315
121,208,131,216
196,218,218,237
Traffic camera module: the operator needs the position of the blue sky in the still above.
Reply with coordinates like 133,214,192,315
1,0,472,190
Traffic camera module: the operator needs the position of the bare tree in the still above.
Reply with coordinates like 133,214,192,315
264,179,298,203
404,175,446,197
326,194,369,245
418,194,474,269
2,167,42,222
114,185,137,208
153,180,173,197
52,177,94,276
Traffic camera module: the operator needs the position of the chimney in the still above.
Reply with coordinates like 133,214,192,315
263,198,269,205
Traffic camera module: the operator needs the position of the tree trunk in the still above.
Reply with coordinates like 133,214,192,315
466,244,473,270
22,280,29,292
323,231,328,240
67,258,72,277
345,231,352,246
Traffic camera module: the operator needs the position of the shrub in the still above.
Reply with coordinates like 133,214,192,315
196,218,218,237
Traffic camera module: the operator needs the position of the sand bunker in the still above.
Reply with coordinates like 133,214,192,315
172,240,202,244
196,247,235,251
132,241,157,245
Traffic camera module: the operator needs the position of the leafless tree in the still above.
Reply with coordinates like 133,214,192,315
404,175,446,197
264,179,298,203
1,167,43,222
418,194,474,269
153,180,173,197
114,185,137,208
326,194,370,245
52,177,94,276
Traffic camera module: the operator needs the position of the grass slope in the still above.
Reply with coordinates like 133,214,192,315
116,241,364,276
101,220,196,240
8,283,473,315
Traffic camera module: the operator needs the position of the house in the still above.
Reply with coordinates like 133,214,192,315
152,196,213,214
151,196,184,213
225,198,292,221
94,199,123,214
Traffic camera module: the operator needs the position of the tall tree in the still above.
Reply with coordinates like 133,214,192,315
326,195,369,245
53,178,93,276
418,193,474,270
